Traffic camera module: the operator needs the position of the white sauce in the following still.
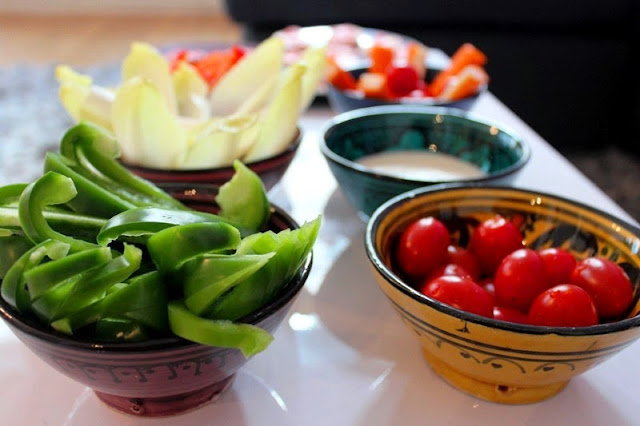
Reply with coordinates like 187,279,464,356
356,150,487,181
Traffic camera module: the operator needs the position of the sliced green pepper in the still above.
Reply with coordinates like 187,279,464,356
1,240,70,312
58,122,187,211
168,300,273,358
50,244,142,321
207,216,320,320
182,253,274,315
0,183,28,206
0,235,33,279
18,171,99,252
51,270,168,335
216,160,270,233
96,207,242,246
45,152,137,218
25,246,112,300
93,317,149,342
146,222,241,273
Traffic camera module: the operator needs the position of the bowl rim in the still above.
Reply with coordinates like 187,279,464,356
0,203,312,353
121,128,303,174
365,182,640,337
319,105,531,185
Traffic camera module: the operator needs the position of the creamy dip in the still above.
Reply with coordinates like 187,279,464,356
356,150,487,181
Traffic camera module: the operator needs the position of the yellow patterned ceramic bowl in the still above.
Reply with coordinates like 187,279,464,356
365,184,640,404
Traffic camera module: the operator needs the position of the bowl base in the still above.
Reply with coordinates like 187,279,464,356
94,374,236,417
422,348,569,404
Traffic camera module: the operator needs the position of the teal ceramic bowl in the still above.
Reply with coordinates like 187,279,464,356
320,105,530,218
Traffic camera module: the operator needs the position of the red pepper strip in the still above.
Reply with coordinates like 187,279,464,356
0,240,70,312
168,300,273,358
51,271,168,335
24,246,112,300
58,122,187,212
182,253,273,315
18,171,101,253
146,222,241,274
206,216,320,321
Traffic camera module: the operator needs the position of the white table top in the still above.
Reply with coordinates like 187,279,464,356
1,93,638,425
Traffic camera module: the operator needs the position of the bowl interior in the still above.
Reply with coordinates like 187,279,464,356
368,185,640,330
322,107,529,181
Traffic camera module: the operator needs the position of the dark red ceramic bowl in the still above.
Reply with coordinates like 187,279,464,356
0,184,312,417
122,128,303,191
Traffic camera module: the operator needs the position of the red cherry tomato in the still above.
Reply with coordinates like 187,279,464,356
386,66,420,97
480,278,496,303
469,215,524,276
422,275,493,318
493,306,529,324
538,248,576,286
494,248,549,312
570,257,633,318
425,263,472,284
528,284,599,327
395,217,450,279
447,245,481,280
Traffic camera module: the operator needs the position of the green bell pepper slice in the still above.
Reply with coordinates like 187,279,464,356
25,246,112,300
0,235,33,279
146,222,241,273
18,171,100,252
58,122,187,212
45,152,138,218
206,216,320,320
96,207,242,246
51,270,168,335
1,240,70,312
182,253,274,315
216,160,270,233
93,317,149,342
168,300,274,358
50,244,142,321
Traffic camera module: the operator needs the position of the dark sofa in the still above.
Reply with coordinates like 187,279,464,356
224,1,640,155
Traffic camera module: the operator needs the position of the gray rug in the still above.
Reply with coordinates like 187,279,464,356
1,64,638,222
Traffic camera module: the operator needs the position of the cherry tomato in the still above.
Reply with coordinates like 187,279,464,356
395,217,450,278
425,263,472,284
422,275,493,318
479,278,496,303
494,248,549,312
493,306,529,324
538,248,576,286
386,66,420,97
447,245,481,280
469,215,524,276
570,257,633,318
528,284,599,327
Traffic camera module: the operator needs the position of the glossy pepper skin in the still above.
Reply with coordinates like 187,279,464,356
0,122,320,357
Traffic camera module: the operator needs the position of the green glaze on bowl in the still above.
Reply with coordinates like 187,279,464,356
320,105,530,217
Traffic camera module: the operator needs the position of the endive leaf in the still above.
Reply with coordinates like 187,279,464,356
181,114,258,169
244,63,304,162
209,36,285,115
172,61,210,119
111,76,187,168
298,46,328,112
121,42,177,114
56,65,114,131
